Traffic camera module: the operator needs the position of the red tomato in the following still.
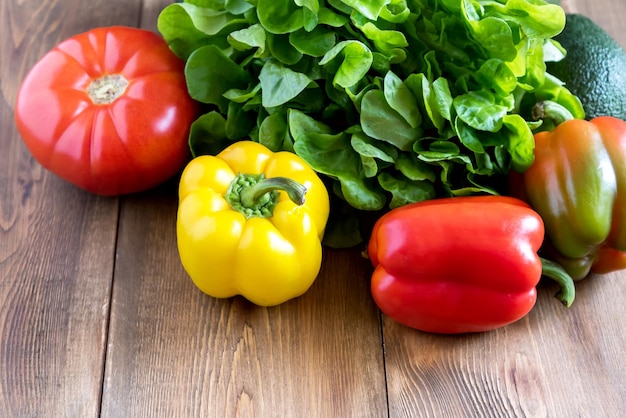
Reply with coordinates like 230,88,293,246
14,26,198,195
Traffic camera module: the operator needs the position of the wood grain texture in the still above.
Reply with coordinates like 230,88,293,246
383,276,626,418
101,182,387,417
0,1,140,417
102,6,386,416
1,0,625,417
381,3,626,416
381,2,626,413
561,0,626,47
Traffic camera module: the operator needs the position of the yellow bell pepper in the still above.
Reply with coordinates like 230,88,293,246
176,140,330,306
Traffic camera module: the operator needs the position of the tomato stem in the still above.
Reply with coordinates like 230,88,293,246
87,74,129,104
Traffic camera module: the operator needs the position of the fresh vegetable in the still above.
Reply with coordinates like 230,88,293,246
176,140,330,306
547,14,626,120
157,0,583,246
367,195,575,334
14,26,198,195
511,101,626,280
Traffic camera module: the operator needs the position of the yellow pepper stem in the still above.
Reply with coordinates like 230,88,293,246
226,173,308,218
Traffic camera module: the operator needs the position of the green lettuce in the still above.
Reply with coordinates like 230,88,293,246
158,0,582,247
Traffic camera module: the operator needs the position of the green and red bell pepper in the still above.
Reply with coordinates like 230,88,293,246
512,101,626,279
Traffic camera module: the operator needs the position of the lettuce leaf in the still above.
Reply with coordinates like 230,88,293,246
158,0,582,247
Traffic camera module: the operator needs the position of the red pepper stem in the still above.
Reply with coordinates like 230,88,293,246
532,100,575,127
540,257,576,307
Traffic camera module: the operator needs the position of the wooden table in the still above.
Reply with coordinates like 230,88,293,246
1,1,624,416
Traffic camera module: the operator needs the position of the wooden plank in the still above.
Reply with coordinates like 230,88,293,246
382,2,626,417
382,276,626,417
100,2,388,414
562,0,626,46
0,0,142,416
101,181,388,416
3,0,624,416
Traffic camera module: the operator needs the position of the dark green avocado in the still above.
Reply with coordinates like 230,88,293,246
547,13,626,120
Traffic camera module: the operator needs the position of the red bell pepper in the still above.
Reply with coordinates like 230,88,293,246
367,195,574,334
